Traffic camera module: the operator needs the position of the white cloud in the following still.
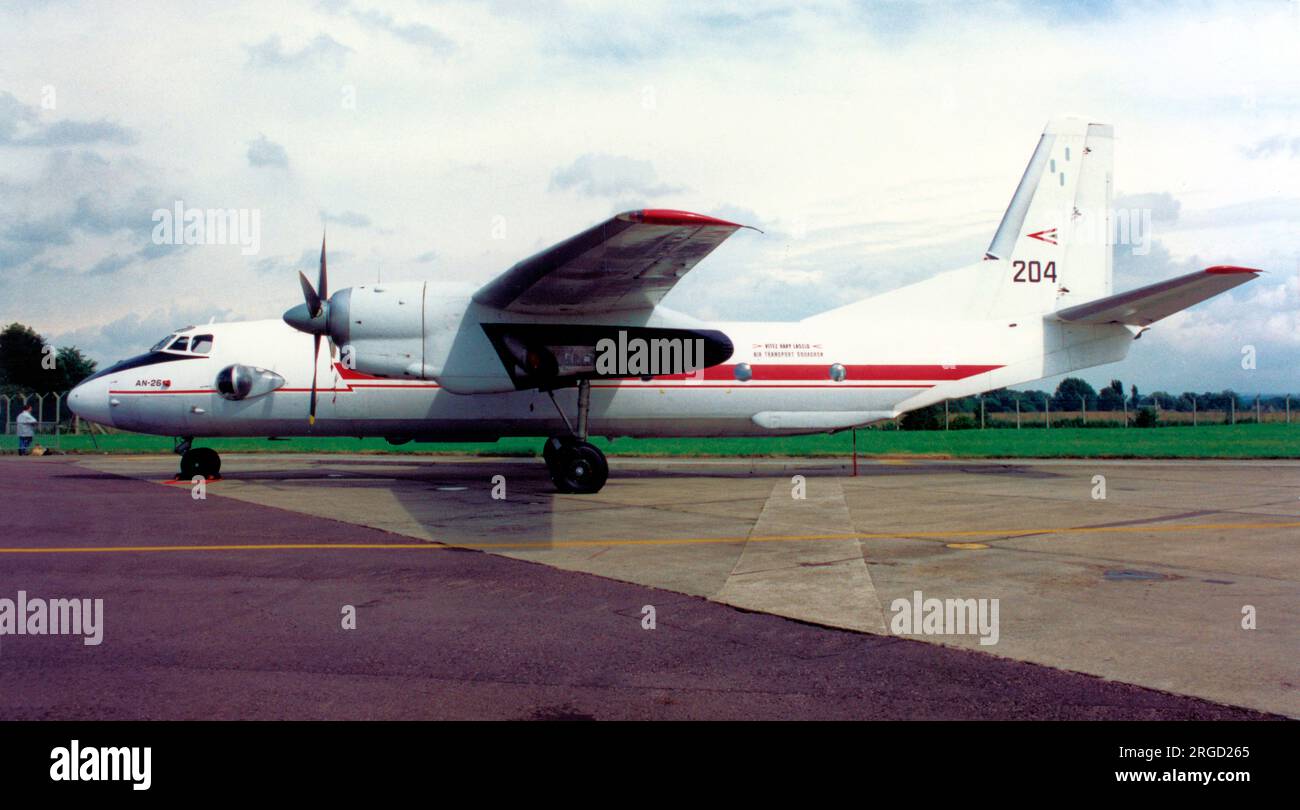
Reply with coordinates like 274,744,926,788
549,153,684,199
247,134,290,169
245,33,352,70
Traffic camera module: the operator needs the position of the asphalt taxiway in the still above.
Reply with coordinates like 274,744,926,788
1,453,1294,719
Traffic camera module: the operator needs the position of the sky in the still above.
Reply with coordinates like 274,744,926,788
1,0,1298,394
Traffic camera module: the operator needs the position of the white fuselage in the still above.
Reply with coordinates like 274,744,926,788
68,309,1133,441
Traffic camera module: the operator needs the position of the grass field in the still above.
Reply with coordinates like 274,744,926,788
3,423,1297,459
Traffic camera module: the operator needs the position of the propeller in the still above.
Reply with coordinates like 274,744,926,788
284,234,330,425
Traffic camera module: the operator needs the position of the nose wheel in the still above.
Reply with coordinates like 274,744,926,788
179,446,221,480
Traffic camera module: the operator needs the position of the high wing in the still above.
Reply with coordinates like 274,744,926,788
473,209,753,315
1052,265,1260,327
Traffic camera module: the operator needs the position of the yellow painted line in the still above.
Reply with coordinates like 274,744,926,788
1,520,1298,554
945,542,991,550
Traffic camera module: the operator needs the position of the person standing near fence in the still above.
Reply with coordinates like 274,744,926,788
16,404,37,456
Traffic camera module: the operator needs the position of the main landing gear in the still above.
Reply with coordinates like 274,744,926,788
542,379,608,494
175,437,221,480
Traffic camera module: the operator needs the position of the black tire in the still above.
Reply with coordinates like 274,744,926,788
541,435,571,466
180,447,221,479
549,441,608,494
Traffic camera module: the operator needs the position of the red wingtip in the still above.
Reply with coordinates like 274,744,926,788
622,209,743,228
1204,265,1262,275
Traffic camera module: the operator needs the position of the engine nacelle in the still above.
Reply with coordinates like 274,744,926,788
327,282,433,379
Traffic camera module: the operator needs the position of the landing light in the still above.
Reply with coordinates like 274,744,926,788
215,365,285,401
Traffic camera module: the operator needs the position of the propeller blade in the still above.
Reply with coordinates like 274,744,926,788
318,232,328,302
299,271,322,318
309,333,320,426
298,233,331,425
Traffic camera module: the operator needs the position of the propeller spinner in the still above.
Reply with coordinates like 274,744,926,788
282,234,331,425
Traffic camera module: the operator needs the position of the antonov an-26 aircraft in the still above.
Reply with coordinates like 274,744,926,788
69,118,1258,493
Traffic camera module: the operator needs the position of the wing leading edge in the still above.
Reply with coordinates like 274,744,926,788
473,209,754,315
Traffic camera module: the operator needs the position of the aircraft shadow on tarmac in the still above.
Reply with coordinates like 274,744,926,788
179,455,1066,556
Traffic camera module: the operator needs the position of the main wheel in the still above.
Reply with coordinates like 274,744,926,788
541,435,572,467
180,446,221,479
548,440,608,494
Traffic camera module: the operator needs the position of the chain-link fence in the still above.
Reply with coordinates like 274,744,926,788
935,394,1297,429
1,391,73,450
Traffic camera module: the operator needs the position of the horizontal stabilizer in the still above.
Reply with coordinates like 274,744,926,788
1052,265,1260,326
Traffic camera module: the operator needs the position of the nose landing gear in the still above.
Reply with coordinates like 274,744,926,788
541,379,608,494
175,437,221,480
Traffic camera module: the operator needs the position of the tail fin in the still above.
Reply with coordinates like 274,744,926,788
983,117,1114,315
807,117,1117,325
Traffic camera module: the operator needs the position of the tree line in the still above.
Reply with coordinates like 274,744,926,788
969,378,1282,413
0,322,98,397
900,377,1292,430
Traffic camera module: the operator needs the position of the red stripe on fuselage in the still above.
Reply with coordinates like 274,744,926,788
109,363,1000,395
335,363,386,380
653,363,1001,382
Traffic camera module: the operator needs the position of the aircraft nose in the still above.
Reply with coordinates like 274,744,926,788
68,383,84,414
67,378,112,427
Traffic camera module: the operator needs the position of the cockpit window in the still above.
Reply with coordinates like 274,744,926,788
150,334,176,352
168,336,190,352
190,335,214,354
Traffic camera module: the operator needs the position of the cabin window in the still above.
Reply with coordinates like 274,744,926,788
150,334,176,352
168,336,190,352
191,335,214,354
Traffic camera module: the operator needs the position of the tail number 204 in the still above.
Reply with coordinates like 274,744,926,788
1012,260,1057,283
